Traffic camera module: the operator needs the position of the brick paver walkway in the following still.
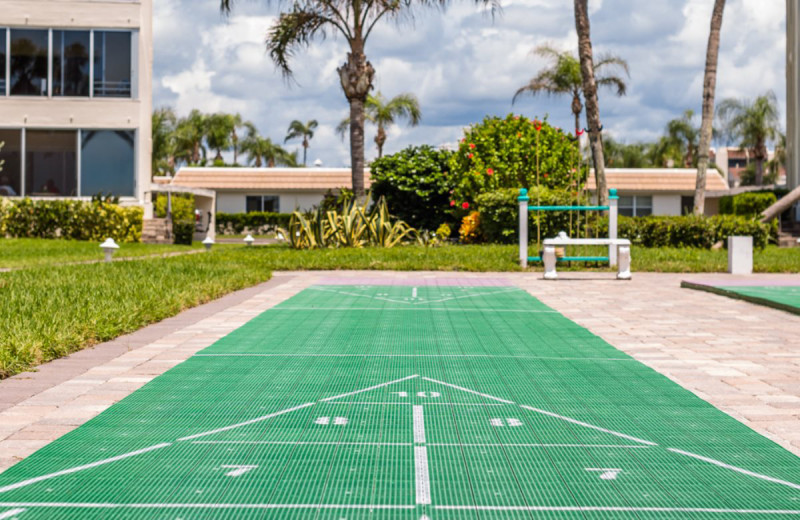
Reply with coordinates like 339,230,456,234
1,271,797,473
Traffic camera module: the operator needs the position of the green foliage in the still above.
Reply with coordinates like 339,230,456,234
172,220,195,245
155,193,195,221
719,192,777,216
475,187,586,244
450,114,584,204
370,145,456,231
597,215,772,249
216,212,292,235
0,198,142,242
281,197,417,249
435,223,452,240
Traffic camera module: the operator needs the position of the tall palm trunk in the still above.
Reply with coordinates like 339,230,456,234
375,125,387,158
571,92,583,136
755,141,767,185
574,0,607,206
302,137,309,166
338,46,375,197
694,0,726,214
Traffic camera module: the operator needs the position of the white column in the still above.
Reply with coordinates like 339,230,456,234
519,188,530,267
608,188,619,266
728,236,753,275
617,244,631,280
543,245,558,280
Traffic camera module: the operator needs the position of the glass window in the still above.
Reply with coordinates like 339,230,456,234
10,29,49,96
80,130,135,197
93,31,131,98
618,196,634,217
681,196,694,215
618,195,652,217
0,130,22,196
0,29,7,95
246,195,279,213
53,31,90,97
26,130,78,197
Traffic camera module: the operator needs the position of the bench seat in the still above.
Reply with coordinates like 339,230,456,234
541,237,632,280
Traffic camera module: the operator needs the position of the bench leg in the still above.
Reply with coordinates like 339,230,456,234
617,245,631,280
543,245,558,280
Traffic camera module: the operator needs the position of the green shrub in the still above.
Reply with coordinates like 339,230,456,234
475,188,587,244
0,198,142,242
172,220,194,245
370,145,455,231
155,193,195,221
719,192,777,217
216,212,292,235
450,114,584,206
598,215,771,249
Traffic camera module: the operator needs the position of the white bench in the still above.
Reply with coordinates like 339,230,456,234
542,235,632,280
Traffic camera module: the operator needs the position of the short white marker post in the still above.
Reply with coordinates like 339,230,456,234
244,234,255,246
99,238,119,262
202,236,215,251
727,236,753,275
608,188,619,267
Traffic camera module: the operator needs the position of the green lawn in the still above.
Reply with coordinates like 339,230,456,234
0,238,207,269
0,249,274,378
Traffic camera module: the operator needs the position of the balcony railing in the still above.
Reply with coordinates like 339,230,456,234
93,80,131,98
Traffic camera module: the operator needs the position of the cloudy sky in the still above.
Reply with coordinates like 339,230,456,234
153,0,787,167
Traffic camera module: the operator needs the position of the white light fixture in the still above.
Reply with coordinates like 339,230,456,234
202,237,215,251
244,234,255,246
99,238,120,262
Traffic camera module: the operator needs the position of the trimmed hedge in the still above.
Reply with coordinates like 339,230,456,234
598,215,772,249
216,212,292,235
0,198,142,242
719,192,777,217
476,187,585,244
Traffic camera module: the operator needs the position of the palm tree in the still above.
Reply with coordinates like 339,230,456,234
284,120,318,166
205,112,237,163
220,0,493,196
718,91,781,186
512,45,628,137
230,114,248,166
336,92,421,158
152,107,177,176
174,109,207,166
664,110,699,168
693,0,725,214
241,128,298,167
574,0,609,206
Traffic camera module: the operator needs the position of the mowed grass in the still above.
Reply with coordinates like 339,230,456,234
0,238,206,269
0,249,273,378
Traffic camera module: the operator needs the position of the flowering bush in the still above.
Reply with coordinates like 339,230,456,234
450,114,585,207
459,211,482,244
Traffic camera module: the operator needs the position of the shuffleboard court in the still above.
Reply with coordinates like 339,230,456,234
682,277,800,316
1,282,800,519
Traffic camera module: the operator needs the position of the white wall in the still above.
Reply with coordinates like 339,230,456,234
216,191,327,213
652,194,682,216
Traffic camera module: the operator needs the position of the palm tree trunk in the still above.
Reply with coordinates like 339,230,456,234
755,157,765,185
694,0,725,214
574,0,607,206
338,47,375,197
375,125,387,158
303,137,309,166
571,93,583,136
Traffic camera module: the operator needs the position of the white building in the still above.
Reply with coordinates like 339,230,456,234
588,169,729,216
0,0,153,202
169,167,371,213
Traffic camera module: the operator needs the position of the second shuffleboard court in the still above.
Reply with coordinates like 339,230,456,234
1,283,800,519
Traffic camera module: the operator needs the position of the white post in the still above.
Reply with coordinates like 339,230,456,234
608,188,619,266
617,244,631,280
727,236,753,274
543,244,558,280
518,189,530,268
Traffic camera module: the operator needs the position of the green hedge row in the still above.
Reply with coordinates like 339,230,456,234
216,212,292,235
0,198,142,242
719,192,777,217
597,215,772,249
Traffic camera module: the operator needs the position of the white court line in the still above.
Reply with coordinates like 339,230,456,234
421,377,515,404
518,405,657,446
193,354,629,361
274,307,559,313
177,403,315,441
435,505,800,514
320,375,419,402
0,503,414,510
412,287,417,299
0,443,172,494
328,402,504,406
668,448,800,491
428,443,651,449
414,446,431,505
0,509,25,519
413,405,426,444
191,441,412,446
307,286,522,306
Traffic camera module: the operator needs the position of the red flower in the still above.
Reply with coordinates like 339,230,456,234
468,153,473,159
543,173,549,179
469,143,476,149
487,168,494,176
462,202,470,210
517,132,522,138
450,200,456,207
461,138,466,143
